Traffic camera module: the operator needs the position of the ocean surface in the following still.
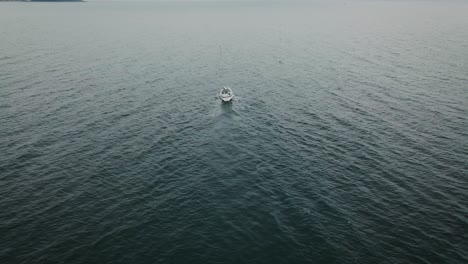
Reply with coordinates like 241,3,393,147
1,1,467,263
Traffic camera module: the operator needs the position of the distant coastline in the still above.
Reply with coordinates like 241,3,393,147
0,0,83,2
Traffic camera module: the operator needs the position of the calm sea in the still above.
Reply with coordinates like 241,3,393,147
1,1,467,263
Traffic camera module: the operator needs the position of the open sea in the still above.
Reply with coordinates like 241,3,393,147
1,1,467,263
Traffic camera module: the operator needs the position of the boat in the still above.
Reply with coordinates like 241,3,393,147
219,86,234,102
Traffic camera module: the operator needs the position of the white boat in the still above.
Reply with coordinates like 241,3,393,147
219,86,234,102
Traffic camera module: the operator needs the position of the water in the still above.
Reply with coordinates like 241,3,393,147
1,1,467,263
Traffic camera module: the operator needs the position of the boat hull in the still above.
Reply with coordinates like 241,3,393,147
219,86,234,102
220,96,234,102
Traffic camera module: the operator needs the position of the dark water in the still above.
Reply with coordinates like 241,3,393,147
1,1,467,263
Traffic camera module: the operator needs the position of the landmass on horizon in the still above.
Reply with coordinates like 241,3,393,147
0,0,83,2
